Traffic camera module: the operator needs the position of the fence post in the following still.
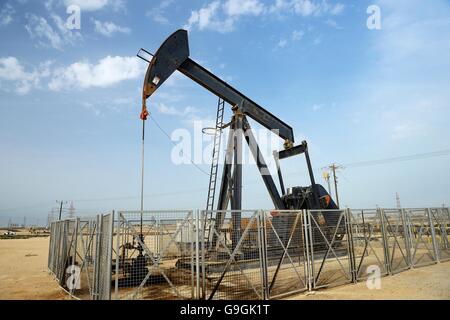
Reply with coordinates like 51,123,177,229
257,210,268,300
401,209,413,268
345,208,357,283
93,214,102,300
427,208,440,263
200,210,206,300
378,208,391,275
107,211,114,300
114,212,121,300
303,210,313,291
195,210,201,300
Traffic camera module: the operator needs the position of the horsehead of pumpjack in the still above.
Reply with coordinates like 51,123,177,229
141,29,341,251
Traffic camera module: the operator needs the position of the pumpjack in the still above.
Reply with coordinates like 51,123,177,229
140,29,340,255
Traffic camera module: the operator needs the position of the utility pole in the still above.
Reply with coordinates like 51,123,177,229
322,171,332,195
324,163,344,208
56,200,67,220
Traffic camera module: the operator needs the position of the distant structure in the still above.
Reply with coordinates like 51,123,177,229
322,171,332,195
323,163,344,208
396,192,402,209
67,201,76,219
47,208,56,227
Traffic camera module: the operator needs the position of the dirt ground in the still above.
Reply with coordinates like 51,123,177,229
287,261,450,300
0,237,66,300
0,237,449,300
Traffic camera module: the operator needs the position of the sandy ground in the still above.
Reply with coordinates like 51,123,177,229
288,261,450,300
0,237,66,300
0,236,449,300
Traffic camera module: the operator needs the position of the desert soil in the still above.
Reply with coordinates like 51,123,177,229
0,236,449,300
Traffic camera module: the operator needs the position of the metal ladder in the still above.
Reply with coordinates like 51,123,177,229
204,98,225,244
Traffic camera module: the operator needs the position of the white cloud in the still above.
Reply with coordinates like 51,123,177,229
0,3,14,26
146,0,173,25
224,0,265,17
49,55,144,91
325,19,341,29
63,0,125,11
277,39,287,48
0,57,52,95
312,104,323,111
292,29,304,40
185,0,265,33
292,0,317,16
93,19,130,37
25,14,62,49
82,102,102,116
185,1,233,33
186,0,343,33
347,0,450,147
293,0,344,16
156,103,199,117
64,0,108,11
25,13,82,50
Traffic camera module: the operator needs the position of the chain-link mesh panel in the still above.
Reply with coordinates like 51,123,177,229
308,210,353,289
95,213,114,300
349,209,388,280
403,209,438,267
203,210,264,300
263,210,308,299
48,222,57,273
113,211,196,300
429,208,450,261
71,219,97,300
381,209,411,274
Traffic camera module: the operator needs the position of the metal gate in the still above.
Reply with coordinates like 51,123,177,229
404,209,438,267
95,213,114,300
381,209,411,274
203,210,264,300
307,209,353,289
429,208,450,262
348,209,388,280
113,211,197,300
263,210,308,299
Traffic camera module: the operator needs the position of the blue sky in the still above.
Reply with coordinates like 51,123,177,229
0,0,449,225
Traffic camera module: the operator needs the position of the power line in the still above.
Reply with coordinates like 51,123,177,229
343,149,450,168
1,147,449,212
149,113,211,176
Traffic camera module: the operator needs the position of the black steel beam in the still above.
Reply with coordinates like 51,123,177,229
179,59,294,142
243,117,286,210
278,143,307,160
143,30,294,143
230,115,243,250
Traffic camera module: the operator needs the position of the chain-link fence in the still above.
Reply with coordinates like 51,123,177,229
381,209,411,274
307,209,354,289
404,208,438,267
47,213,114,300
113,211,196,300
348,209,388,281
428,208,450,262
48,207,450,300
264,210,309,299
202,210,264,300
